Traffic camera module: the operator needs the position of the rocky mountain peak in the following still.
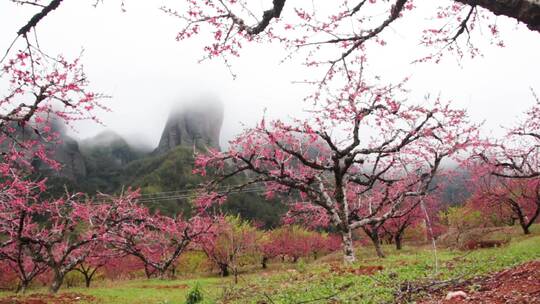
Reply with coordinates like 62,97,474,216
154,98,224,154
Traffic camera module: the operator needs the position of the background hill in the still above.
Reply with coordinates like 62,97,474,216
40,100,287,227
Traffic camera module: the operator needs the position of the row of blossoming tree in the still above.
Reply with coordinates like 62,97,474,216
466,93,540,235
0,197,342,293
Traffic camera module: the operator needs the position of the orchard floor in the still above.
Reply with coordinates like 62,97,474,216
420,260,540,304
1,226,540,304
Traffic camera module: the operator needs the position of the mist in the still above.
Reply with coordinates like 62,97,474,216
1,0,539,150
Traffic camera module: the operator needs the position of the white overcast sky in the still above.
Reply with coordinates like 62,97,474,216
1,0,539,149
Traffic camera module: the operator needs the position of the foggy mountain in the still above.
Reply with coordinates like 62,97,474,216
40,98,286,227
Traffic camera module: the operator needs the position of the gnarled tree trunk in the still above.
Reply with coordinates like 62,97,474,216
341,228,356,264
363,226,386,258
49,270,65,294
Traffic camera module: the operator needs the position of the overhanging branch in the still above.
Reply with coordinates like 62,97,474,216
455,0,540,32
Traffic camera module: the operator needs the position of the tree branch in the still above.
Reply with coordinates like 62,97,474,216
17,0,64,37
455,0,540,32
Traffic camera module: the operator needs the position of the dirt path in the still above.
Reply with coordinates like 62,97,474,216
422,260,540,304
0,293,95,304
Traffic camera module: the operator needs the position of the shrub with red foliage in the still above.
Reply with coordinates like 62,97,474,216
101,255,146,281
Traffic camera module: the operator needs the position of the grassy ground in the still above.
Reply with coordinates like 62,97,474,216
1,225,539,304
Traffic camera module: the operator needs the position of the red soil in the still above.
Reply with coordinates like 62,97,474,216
329,263,384,276
422,260,540,304
138,284,189,289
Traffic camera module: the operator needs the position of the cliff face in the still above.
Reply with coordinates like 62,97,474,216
154,99,224,154
49,135,87,180
1,121,87,181
43,120,87,181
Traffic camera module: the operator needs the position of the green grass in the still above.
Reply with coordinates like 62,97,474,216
229,234,540,304
2,227,539,304
0,277,223,304
71,278,222,304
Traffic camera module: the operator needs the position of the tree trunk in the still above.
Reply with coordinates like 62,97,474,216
218,263,229,277
84,275,91,288
341,229,356,263
522,204,540,235
155,267,171,280
517,212,531,235
395,234,403,250
372,236,386,258
80,270,93,288
144,266,153,279
233,267,239,284
49,271,64,293
365,229,385,258
261,257,268,269
76,265,100,288
363,226,386,258
522,224,531,235
17,281,29,294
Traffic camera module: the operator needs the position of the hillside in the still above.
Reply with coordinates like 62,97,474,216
39,99,286,227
